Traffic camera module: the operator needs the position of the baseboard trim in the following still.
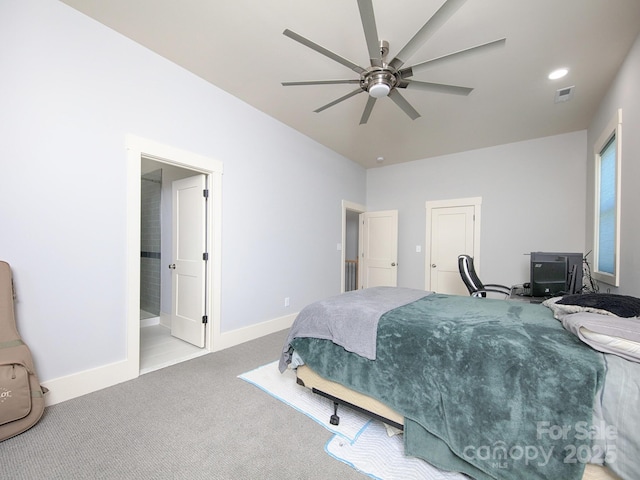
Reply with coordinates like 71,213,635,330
42,312,297,406
214,312,297,352
140,316,160,328
42,358,137,406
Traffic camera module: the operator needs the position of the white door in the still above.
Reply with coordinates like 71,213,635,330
428,205,476,295
170,174,207,347
359,210,398,288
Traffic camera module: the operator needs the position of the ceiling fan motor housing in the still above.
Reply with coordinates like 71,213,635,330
362,68,398,97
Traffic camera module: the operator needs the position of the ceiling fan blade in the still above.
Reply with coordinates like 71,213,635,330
359,96,377,125
389,0,467,71
282,79,360,86
388,90,421,120
400,38,506,77
314,88,364,113
404,80,473,96
357,0,382,67
283,29,366,75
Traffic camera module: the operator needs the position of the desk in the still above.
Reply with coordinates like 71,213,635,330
509,285,547,304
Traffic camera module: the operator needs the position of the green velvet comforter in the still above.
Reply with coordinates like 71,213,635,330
290,294,605,480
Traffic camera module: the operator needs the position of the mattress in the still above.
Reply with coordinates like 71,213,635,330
296,365,621,480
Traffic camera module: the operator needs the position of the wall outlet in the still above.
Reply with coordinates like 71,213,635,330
284,297,290,307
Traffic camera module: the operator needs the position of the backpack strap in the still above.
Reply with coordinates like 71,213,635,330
0,262,21,343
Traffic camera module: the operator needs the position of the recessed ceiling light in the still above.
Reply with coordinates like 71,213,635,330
548,68,569,80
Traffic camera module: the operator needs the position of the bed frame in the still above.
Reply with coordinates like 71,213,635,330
295,365,621,480
296,364,403,430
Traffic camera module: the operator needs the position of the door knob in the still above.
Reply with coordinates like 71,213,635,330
391,262,396,267
431,264,437,268
168,264,176,270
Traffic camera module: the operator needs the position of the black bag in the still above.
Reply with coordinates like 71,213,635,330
0,261,48,441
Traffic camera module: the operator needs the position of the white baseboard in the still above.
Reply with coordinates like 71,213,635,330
140,316,160,328
41,358,138,406
42,312,297,406
214,312,297,352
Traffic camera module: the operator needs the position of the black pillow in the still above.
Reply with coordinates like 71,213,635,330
557,293,640,318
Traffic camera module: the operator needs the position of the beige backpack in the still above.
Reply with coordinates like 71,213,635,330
0,261,48,441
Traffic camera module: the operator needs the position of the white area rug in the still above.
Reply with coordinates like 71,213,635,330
239,361,468,480
238,360,371,442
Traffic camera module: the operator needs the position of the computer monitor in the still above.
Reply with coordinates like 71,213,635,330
530,252,583,297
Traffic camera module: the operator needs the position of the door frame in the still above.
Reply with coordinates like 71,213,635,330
341,200,365,292
126,135,223,379
424,197,482,291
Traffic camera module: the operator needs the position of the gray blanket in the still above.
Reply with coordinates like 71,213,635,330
561,312,640,363
596,354,640,480
278,287,430,372
544,296,640,363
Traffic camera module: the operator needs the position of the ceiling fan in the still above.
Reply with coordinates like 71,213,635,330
282,0,506,124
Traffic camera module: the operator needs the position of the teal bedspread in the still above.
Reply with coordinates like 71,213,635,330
290,294,605,480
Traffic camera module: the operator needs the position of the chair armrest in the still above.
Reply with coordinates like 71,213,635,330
471,285,511,298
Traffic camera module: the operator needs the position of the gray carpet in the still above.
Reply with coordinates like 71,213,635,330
0,330,365,479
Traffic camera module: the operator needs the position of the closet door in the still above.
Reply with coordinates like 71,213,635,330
426,199,479,295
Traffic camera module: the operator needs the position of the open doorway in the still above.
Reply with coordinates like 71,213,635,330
341,201,401,291
125,135,223,380
341,200,366,292
139,158,209,373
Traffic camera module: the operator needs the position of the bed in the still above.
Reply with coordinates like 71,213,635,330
279,287,640,480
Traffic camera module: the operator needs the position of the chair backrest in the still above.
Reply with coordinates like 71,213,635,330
458,254,485,296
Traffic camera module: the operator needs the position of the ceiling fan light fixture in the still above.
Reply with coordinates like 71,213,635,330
366,70,396,98
369,82,391,98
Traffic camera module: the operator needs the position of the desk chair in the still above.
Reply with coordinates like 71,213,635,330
458,254,511,298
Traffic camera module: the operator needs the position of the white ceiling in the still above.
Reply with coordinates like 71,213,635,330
60,0,640,168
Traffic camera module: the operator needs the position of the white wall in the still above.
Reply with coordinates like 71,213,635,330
0,0,365,386
366,131,588,290
586,33,640,295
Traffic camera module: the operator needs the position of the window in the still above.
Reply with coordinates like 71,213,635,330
593,109,622,286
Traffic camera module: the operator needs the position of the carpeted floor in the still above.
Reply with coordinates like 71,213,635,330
0,330,365,480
